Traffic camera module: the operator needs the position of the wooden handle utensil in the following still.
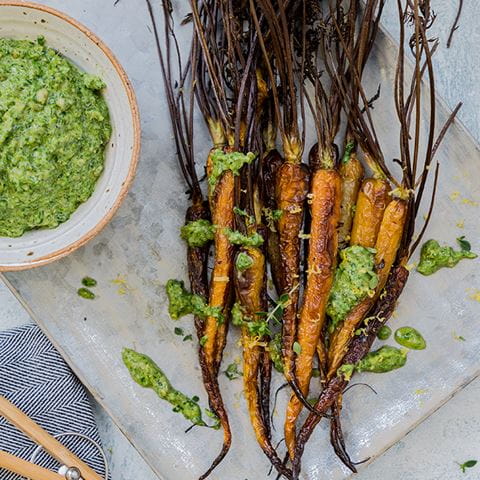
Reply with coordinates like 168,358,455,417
0,396,103,480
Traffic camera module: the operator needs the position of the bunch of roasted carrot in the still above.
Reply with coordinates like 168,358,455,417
149,0,460,478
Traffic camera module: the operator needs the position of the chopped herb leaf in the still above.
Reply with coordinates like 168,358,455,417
200,335,208,347
224,362,242,380
457,236,472,252
457,460,477,473
183,334,193,342
174,327,184,336
293,342,302,355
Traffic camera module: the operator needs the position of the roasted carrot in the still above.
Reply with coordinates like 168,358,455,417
349,178,389,248
338,153,364,247
327,199,407,377
292,265,410,478
262,148,284,294
204,152,235,374
235,246,293,479
285,168,342,458
276,162,309,382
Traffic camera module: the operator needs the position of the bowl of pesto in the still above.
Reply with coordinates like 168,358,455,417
0,2,140,270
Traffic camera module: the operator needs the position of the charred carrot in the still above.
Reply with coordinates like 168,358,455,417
349,178,389,248
285,168,342,458
204,151,235,374
276,162,309,382
235,246,293,479
338,152,364,247
327,199,407,377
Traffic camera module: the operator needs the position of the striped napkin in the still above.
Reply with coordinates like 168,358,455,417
0,324,108,479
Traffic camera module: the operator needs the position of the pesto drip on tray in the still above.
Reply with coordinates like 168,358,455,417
0,37,111,237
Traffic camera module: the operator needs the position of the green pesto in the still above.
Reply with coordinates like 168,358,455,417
208,149,256,187
394,327,426,350
337,363,355,381
231,302,245,327
81,276,97,287
341,140,355,164
77,287,95,300
0,38,111,237
327,246,378,332
165,279,223,322
235,251,253,271
377,325,392,340
224,228,264,247
417,239,477,276
180,219,215,248
269,333,284,373
356,346,407,373
122,348,205,426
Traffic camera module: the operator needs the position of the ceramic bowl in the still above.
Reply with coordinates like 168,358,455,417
0,1,140,270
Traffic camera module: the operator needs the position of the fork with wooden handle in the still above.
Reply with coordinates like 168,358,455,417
0,396,103,480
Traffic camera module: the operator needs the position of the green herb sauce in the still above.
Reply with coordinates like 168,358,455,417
209,149,256,187
394,327,426,350
77,287,95,300
0,38,111,237
327,246,378,332
224,228,264,247
165,279,223,322
356,345,407,373
180,219,215,248
417,239,477,276
122,348,205,426
377,325,392,340
81,276,97,287
235,251,254,271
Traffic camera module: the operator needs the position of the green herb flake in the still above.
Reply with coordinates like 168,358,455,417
311,368,321,378
457,236,472,252
183,334,193,342
200,335,208,347
77,288,95,300
224,362,243,380
457,460,477,473
233,207,255,226
180,219,216,248
293,341,302,355
174,327,184,336
269,333,284,373
81,276,97,287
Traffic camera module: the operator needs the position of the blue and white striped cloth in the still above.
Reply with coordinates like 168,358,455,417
0,324,108,479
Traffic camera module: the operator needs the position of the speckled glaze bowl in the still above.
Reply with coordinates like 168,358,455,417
0,1,140,270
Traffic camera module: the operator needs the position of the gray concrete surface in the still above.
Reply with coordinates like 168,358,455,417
1,1,479,479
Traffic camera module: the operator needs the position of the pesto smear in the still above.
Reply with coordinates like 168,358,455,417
180,219,215,248
356,346,407,373
327,246,378,332
122,348,206,426
165,279,223,322
0,37,111,237
417,238,477,276
394,326,426,350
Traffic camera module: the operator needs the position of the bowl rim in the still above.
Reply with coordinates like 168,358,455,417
0,0,141,272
